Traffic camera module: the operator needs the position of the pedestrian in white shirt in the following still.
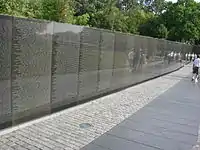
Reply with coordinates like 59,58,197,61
194,54,197,60
192,53,195,61
188,53,191,61
192,55,200,83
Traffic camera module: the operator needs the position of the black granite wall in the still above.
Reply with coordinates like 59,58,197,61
0,15,194,129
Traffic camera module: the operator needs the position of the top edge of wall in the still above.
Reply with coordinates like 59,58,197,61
0,14,195,47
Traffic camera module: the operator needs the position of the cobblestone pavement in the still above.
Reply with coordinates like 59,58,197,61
0,65,194,150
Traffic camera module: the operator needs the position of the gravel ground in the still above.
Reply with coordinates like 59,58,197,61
0,65,192,150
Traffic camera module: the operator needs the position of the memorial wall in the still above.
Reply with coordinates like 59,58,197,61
0,15,194,129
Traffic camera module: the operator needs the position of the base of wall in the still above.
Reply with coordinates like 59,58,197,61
0,65,184,131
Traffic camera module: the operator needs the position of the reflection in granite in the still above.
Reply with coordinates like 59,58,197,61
78,28,100,99
51,23,81,108
11,17,53,122
0,15,12,125
112,33,128,87
98,30,115,91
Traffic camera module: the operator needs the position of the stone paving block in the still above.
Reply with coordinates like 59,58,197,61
108,125,192,150
9,136,19,143
144,106,200,124
119,118,197,145
147,100,200,117
127,116,198,136
0,138,9,143
0,144,13,150
129,108,199,127
26,145,41,150
145,106,200,123
91,134,158,150
81,144,108,150
11,144,27,150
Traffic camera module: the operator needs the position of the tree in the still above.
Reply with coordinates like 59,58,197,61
0,0,35,17
39,0,74,23
74,13,90,25
146,0,167,14
126,7,154,34
162,0,200,43
74,0,108,16
87,0,128,31
117,0,139,11
139,17,168,38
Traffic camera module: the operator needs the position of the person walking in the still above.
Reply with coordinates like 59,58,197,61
192,55,200,83
128,50,134,72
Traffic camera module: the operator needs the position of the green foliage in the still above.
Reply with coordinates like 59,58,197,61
126,8,154,34
139,18,168,38
0,0,200,44
74,13,90,25
161,0,200,43
0,0,74,23
147,0,167,14
0,0,28,16
38,0,74,23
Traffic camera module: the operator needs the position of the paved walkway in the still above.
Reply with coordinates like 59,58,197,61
0,65,199,150
82,66,200,150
